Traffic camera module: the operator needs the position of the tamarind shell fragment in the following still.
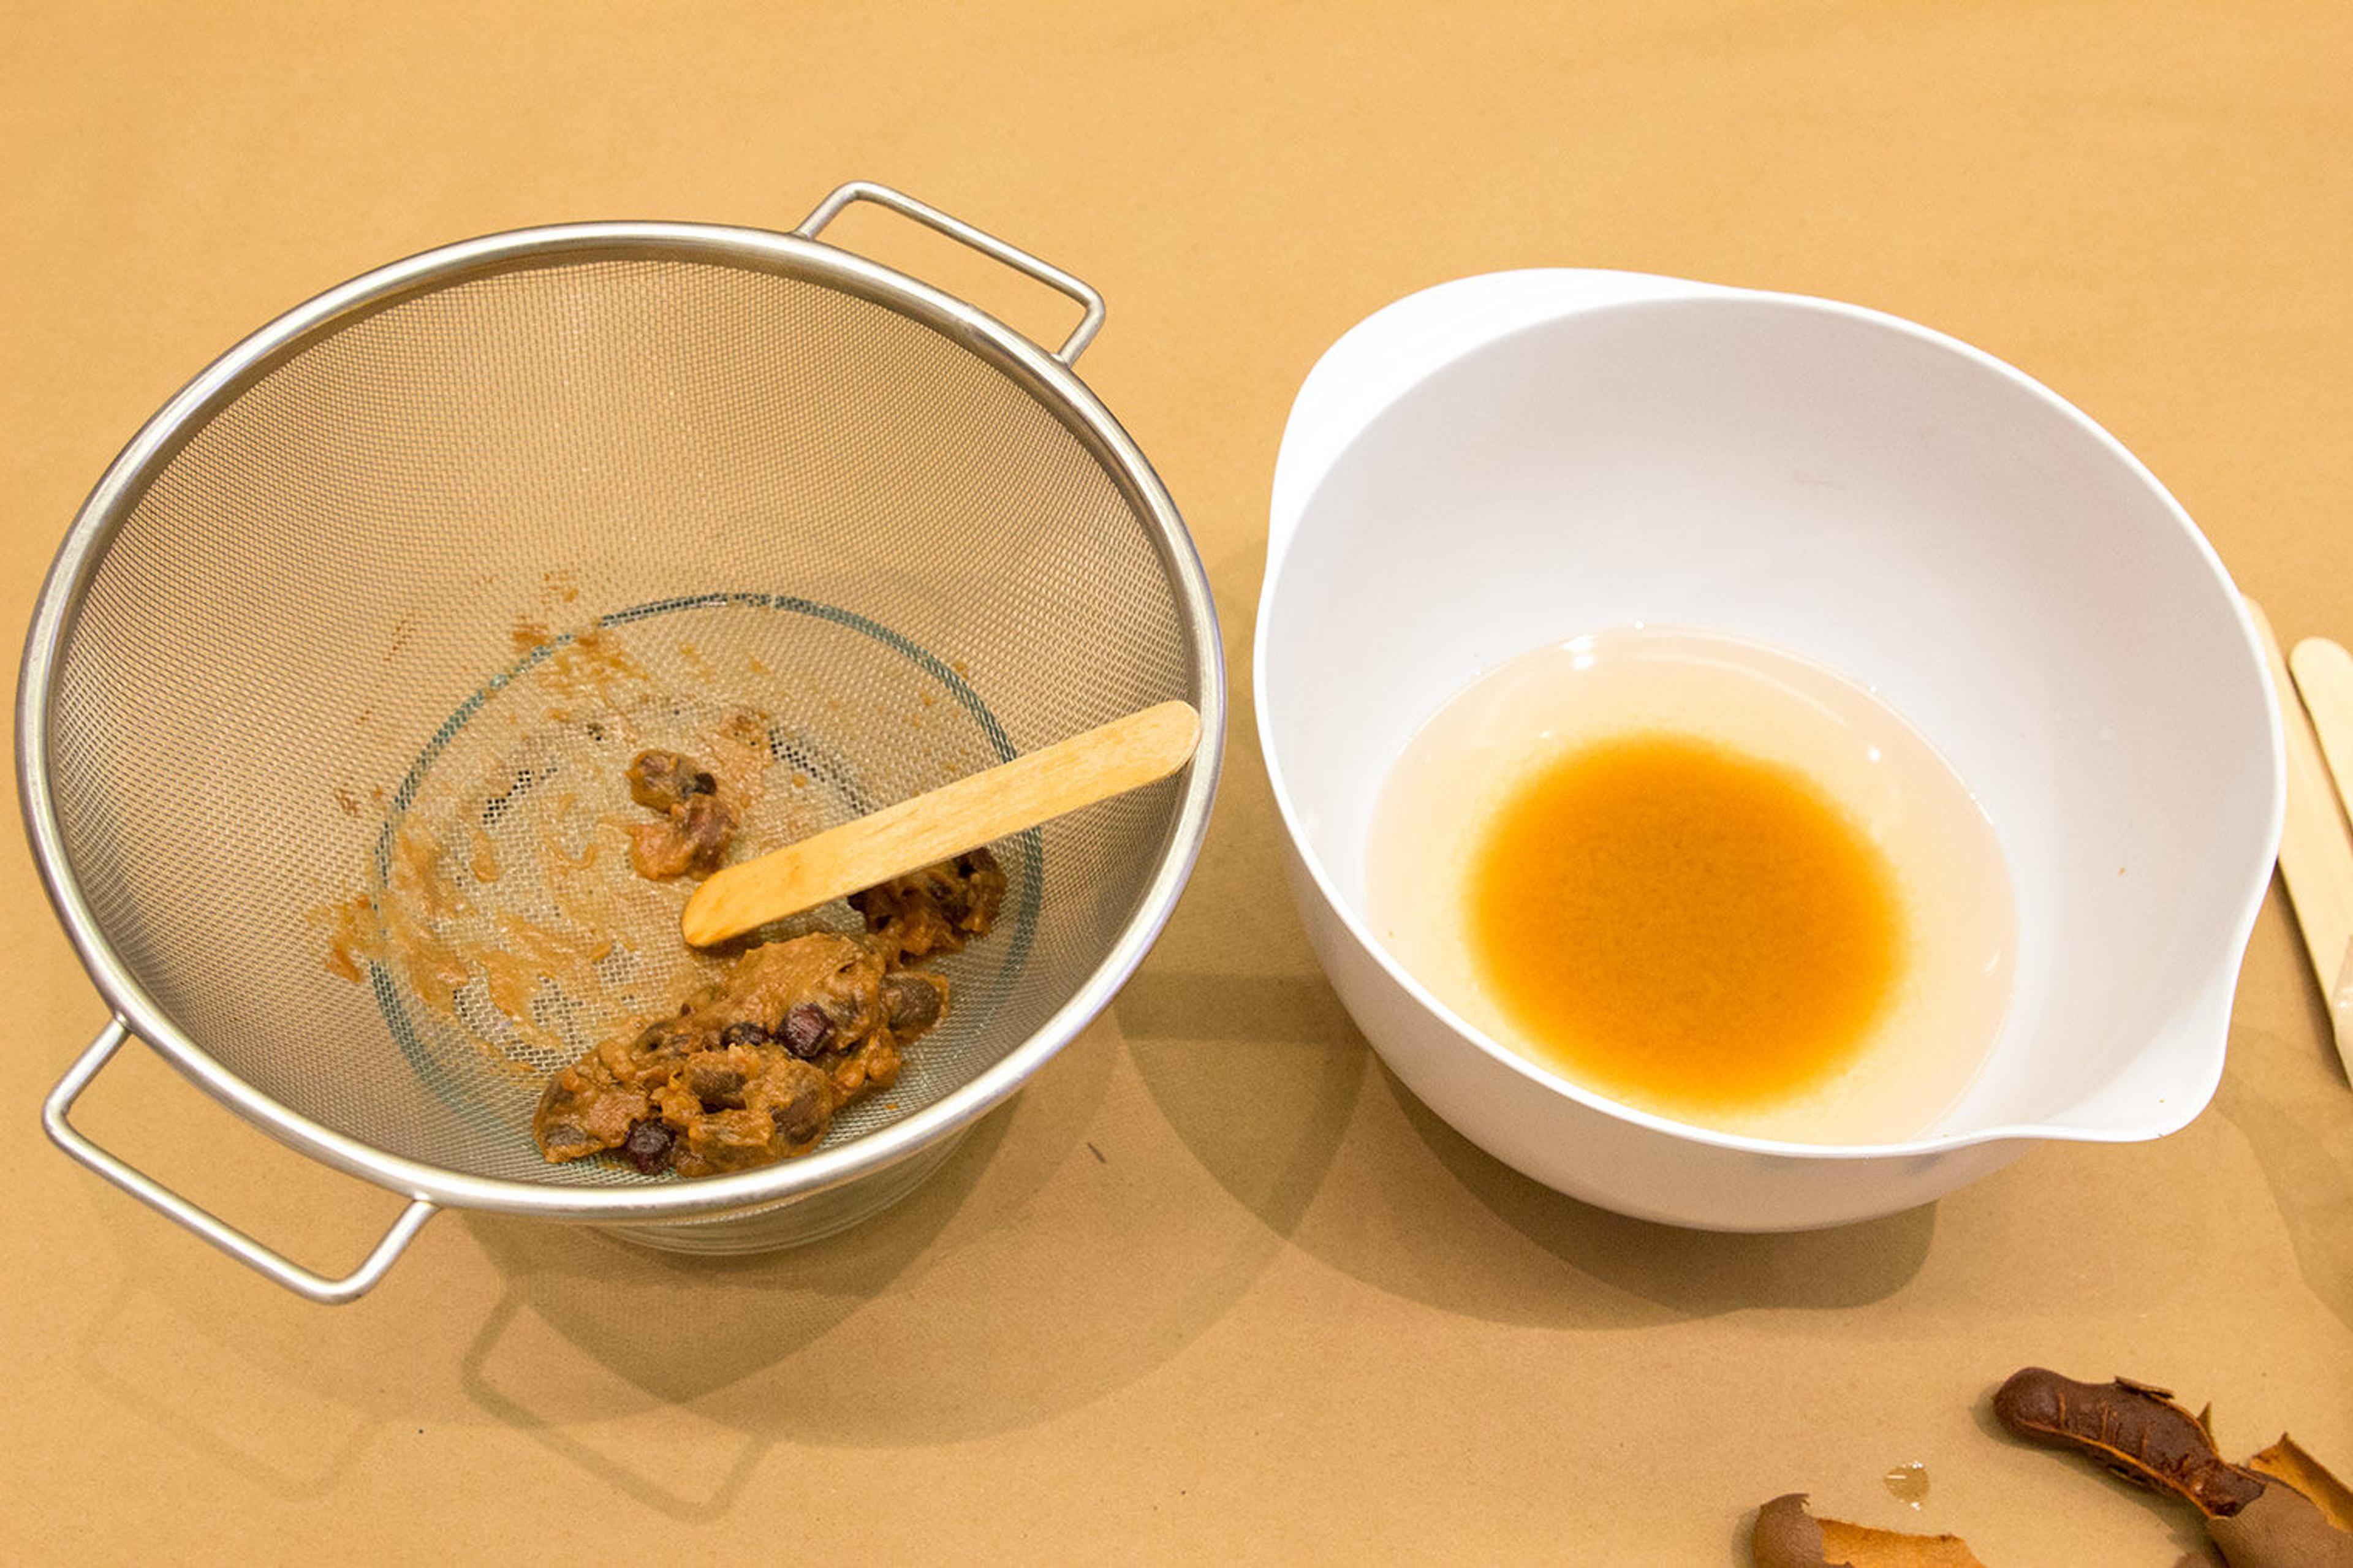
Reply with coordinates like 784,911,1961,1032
2206,1483,2353,1568
1991,1368,2267,1517
1750,1494,1984,1568
1751,1494,1836,1567
2249,1436,2353,1534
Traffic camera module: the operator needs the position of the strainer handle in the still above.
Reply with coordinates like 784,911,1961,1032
794,180,1107,365
43,1018,439,1306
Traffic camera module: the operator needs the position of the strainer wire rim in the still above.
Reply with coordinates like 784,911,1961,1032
18,217,1225,1221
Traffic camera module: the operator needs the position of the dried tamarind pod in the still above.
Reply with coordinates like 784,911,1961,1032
1991,1368,2267,1517
1993,1369,2353,1567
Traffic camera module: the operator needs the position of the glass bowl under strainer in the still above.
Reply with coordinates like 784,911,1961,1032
19,181,1224,1303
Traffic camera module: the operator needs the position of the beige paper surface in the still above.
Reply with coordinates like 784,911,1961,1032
3,2,2349,1561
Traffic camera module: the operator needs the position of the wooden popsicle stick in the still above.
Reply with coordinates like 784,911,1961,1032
681,700,1202,949
2248,602,2353,1081
2290,637,2353,822
2287,633,2353,1085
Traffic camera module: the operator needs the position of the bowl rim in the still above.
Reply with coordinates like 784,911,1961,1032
1254,271,2284,1161
18,218,1227,1220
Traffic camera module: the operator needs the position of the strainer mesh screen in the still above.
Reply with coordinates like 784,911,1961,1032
47,252,1194,1186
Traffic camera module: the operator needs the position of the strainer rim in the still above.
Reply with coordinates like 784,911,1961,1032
18,216,1225,1220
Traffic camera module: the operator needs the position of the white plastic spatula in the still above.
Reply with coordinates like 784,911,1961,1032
681,700,1203,949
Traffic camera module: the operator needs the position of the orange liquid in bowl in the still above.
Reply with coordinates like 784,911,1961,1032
1469,732,1903,1113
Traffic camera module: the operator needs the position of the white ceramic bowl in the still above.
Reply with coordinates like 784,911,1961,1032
1256,270,2283,1231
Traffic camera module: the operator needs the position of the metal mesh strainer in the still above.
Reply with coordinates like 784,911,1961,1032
21,183,1224,1301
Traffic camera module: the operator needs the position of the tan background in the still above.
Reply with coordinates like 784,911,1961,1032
5,2,2351,1561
